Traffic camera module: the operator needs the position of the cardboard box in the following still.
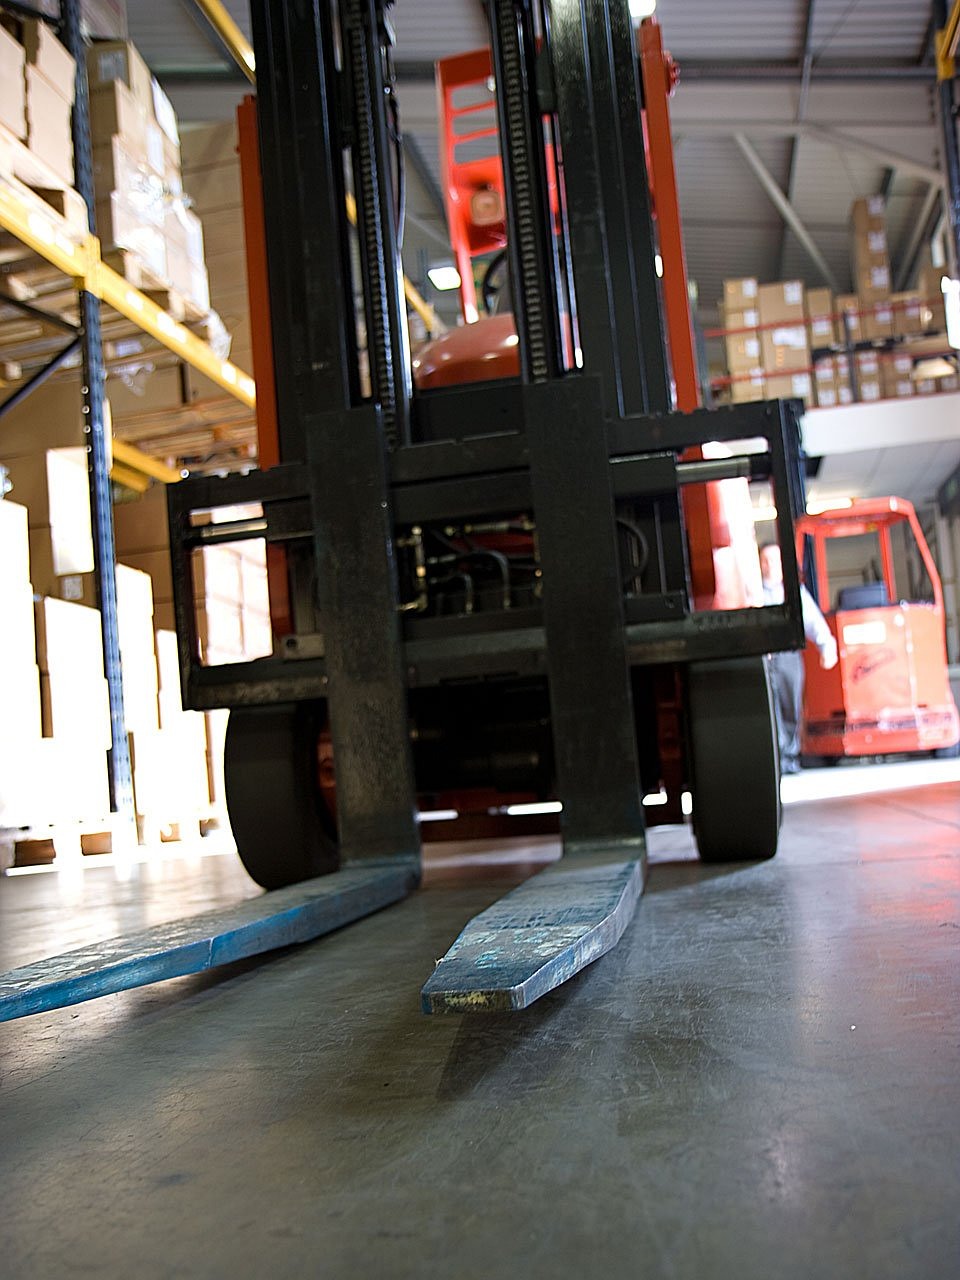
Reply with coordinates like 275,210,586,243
27,529,96,606
20,18,76,103
806,287,837,347
89,79,148,160
851,196,886,234
0,448,90,530
758,280,805,325
861,298,894,341
916,377,937,396
919,267,947,332
151,76,179,145
722,305,760,332
24,66,73,183
0,499,31,588
0,24,26,138
814,383,839,408
834,357,854,404
0,579,40,672
724,332,762,369
92,137,165,232
891,291,923,338
761,323,810,375
723,278,758,310
835,295,863,343
180,163,242,214
112,482,170,550
162,133,182,189
855,260,891,298
766,371,812,401
119,548,173,602
34,597,112,745
730,368,765,403
96,191,167,279
938,373,959,393
855,351,882,401
881,351,914,400
180,122,238,173
86,40,152,111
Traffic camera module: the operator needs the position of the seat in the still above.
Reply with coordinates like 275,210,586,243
837,582,889,610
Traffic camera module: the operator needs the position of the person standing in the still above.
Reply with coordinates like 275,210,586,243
760,542,838,773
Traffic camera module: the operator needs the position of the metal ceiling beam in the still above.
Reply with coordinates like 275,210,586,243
734,133,838,289
895,183,943,290
675,60,933,83
778,0,817,276
403,133,447,222
677,121,944,187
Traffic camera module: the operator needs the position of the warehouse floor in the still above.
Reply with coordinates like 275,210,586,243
1,766,958,1279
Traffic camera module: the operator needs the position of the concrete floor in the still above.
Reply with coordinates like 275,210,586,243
1,765,958,1278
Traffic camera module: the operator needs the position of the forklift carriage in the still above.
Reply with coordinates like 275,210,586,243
166,0,807,1012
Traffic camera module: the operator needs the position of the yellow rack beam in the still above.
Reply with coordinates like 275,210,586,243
0,178,256,408
937,0,960,80
193,0,256,83
110,437,183,484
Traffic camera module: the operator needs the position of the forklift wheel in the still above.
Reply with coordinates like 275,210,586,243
687,658,781,863
933,742,960,759
224,702,340,890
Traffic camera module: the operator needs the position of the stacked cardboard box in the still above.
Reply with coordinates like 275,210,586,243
0,380,105,607
14,17,76,184
0,501,43,829
812,355,838,408
835,294,863,343
0,23,26,138
919,265,947,333
891,291,924,339
855,351,882,402
112,484,272,812
34,595,112,821
0,15,76,183
759,280,812,402
180,123,251,400
87,39,208,311
805,288,837,348
151,628,214,830
719,279,763,403
89,40,168,283
851,196,894,341
881,350,915,401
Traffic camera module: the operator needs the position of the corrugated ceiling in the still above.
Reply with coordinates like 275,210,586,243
124,1,943,317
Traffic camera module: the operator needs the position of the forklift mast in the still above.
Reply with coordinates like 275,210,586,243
165,0,808,1012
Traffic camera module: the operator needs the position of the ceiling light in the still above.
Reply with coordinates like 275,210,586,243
427,265,462,291
654,253,663,278
629,0,657,18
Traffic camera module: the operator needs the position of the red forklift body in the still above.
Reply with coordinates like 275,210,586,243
796,498,960,758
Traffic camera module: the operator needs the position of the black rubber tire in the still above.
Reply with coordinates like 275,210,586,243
687,657,781,863
224,701,339,890
933,741,960,759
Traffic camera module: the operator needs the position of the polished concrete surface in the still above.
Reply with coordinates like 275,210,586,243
1,765,958,1278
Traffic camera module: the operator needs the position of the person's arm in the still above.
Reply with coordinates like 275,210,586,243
800,585,838,669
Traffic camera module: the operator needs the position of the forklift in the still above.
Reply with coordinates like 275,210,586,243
797,497,960,761
163,0,807,1013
